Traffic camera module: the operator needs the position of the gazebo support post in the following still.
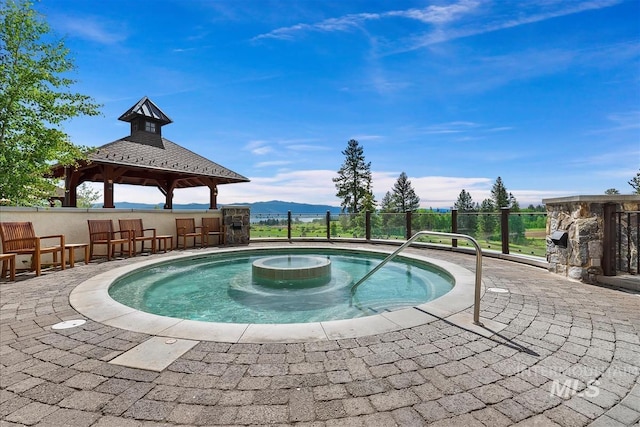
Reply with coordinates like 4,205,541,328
210,186,218,210
101,165,127,208
103,179,114,208
159,178,176,209
63,167,79,208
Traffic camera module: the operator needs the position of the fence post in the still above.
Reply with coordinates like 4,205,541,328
326,210,331,241
287,211,292,241
365,211,371,240
501,207,510,254
602,203,616,276
451,209,458,248
405,211,412,240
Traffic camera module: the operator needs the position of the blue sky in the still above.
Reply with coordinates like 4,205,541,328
41,0,639,208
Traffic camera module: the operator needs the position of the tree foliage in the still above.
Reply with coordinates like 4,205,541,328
477,198,496,237
379,191,394,212
491,176,510,209
0,0,101,205
76,182,101,208
628,170,640,194
454,189,475,212
390,171,420,213
454,189,477,234
333,139,373,214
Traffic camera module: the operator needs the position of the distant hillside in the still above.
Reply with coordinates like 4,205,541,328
107,200,342,214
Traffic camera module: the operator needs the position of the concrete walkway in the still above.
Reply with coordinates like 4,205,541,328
1,243,639,426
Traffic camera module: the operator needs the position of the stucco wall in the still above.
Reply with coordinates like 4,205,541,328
0,207,225,263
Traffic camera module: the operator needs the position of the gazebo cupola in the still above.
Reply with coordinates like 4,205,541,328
118,96,173,145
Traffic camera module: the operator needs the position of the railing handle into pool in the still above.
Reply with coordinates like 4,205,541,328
350,231,484,326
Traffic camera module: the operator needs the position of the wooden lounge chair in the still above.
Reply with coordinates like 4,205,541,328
202,217,225,246
176,218,204,249
0,221,65,276
87,219,132,261
119,218,157,255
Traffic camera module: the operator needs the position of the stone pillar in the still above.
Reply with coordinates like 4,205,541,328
543,195,639,282
222,205,250,245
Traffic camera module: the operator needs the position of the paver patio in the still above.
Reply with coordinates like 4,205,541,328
1,242,639,426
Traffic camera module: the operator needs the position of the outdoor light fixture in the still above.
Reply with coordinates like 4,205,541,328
550,230,568,248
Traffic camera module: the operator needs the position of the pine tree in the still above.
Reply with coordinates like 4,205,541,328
354,188,379,237
491,177,510,209
454,189,475,212
454,189,477,235
477,198,497,238
391,172,420,212
629,170,640,194
380,191,394,212
333,139,373,214
508,192,520,212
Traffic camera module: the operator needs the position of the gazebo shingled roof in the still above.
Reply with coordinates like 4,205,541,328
50,97,249,209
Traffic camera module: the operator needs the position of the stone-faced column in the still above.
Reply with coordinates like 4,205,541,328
222,205,250,245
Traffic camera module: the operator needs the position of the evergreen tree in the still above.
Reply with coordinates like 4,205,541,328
354,189,379,237
508,192,520,212
604,188,620,195
379,191,397,232
477,198,497,239
491,177,510,209
454,189,477,235
333,139,373,214
0,0,101,205
391,172,420,212
629,170,640,194
380,191,394,212
454,189,474,211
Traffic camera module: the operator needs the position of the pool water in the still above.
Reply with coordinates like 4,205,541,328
108,249,454,324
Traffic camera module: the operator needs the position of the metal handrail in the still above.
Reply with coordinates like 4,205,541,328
350,230,484,325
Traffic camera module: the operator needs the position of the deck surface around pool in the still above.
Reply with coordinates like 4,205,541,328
1,242,639,426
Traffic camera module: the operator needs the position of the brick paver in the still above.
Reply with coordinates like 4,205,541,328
1,242,639,425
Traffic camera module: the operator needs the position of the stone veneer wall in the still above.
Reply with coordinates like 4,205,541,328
543,195,639,282
222,205,250,245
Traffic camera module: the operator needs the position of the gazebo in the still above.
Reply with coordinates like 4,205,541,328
50,97,249,209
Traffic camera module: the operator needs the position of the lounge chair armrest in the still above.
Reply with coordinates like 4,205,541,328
36,234,65,248
141,228,157,237
112,230,131,239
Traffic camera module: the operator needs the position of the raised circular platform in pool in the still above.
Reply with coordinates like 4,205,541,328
252,255,332,287
70,245,481,343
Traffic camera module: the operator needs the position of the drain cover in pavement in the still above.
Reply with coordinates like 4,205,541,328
51,319,86,329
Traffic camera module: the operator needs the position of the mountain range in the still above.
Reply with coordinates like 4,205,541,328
105,200,343,214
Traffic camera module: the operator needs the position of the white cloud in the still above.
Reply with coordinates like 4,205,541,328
244,140,273,155
396,0,623,53
253,1,480,41
255,160,293,168
387,1,480,24
55,15,127,44
286,144,331,151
